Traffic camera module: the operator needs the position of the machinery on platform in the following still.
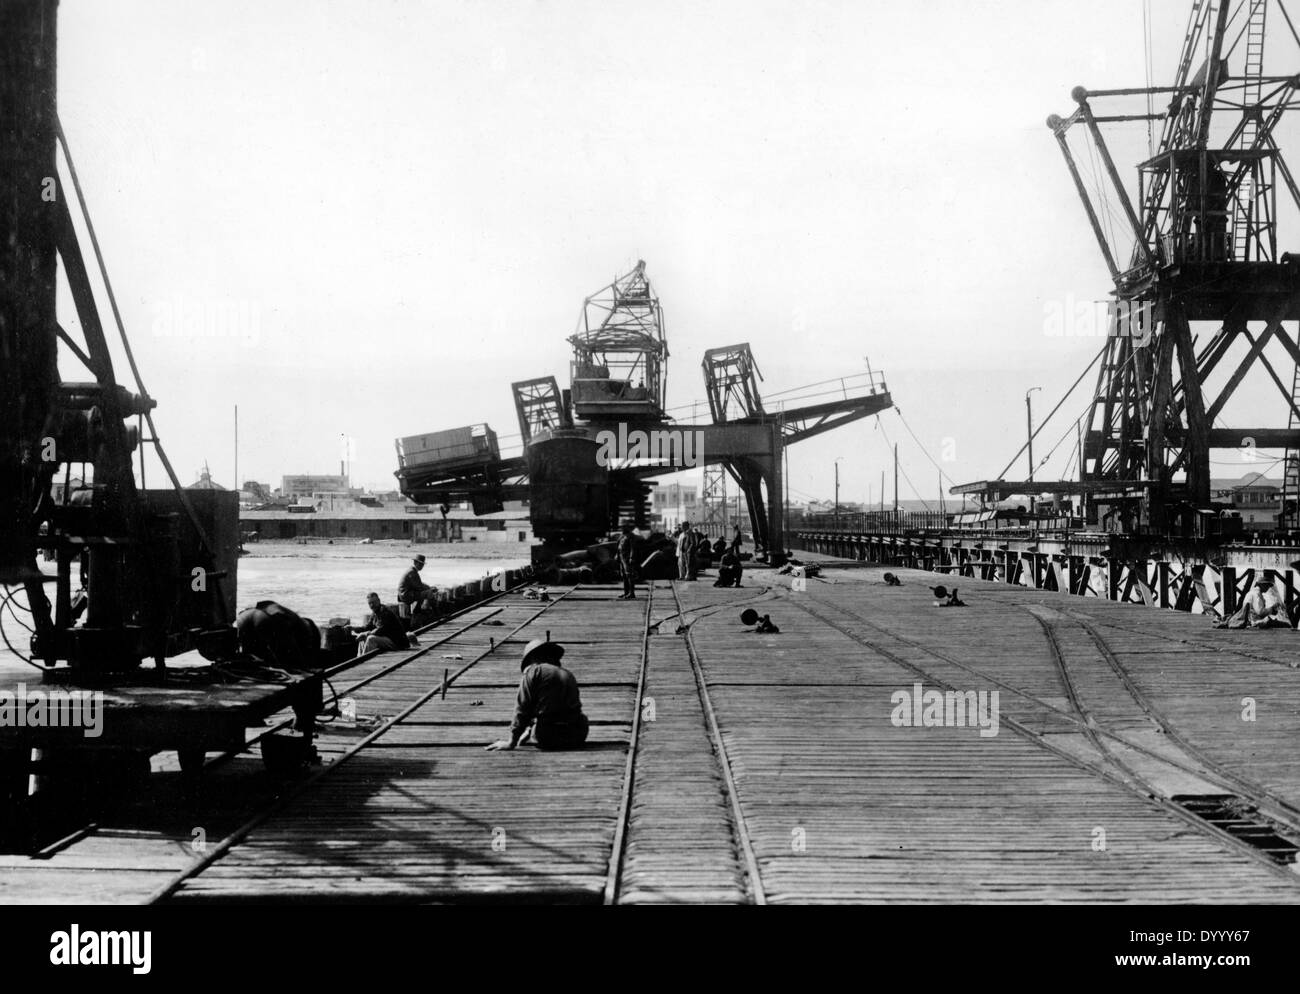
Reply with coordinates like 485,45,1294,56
0,1,322,846
1,0,239,673
396,262,894,563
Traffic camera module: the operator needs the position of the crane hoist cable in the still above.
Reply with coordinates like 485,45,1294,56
55,119,220,566
992,339,1111,482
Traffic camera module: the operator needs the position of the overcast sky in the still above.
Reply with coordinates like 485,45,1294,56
52,0,1300,508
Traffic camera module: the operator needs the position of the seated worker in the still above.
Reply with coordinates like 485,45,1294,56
715,549,743,588
235,600,321,669
485,639,589,751
351,592,410,655
1217,577,1292,629
398,554,438,612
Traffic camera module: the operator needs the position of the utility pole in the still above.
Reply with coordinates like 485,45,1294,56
1076,418,1085,523
893,443,898,516
1026,387,1041,512
834,459,841,524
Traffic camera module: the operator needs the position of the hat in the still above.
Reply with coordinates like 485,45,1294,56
520,638,564,670
930,585,949,599
413,554,426,566
740,608,759,626
1255,577,1272,587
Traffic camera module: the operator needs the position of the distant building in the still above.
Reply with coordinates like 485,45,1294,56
652,482,698,530
188,466,226,491
282,474,349,499
1212,473,1283,530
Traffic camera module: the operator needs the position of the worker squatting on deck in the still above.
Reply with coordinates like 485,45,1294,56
485,639,589,752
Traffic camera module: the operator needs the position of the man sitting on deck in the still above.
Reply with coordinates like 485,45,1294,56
715,549,743,588
1216,577,1293,630
351,592,410,655
485,639,589,751
398,554,438,612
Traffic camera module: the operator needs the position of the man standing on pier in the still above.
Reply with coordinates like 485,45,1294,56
485,639,589,751
617,522,638,599
676,522,693,581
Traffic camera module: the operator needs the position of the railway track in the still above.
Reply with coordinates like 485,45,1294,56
604,580,772,904
781,588,1300,883
145,588,575,902
8,566,1295,904
0,583,573,900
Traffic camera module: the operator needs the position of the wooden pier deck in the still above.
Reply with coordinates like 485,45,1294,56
3,560,1300,904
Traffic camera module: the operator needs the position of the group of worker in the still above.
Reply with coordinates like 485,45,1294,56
674,522,743,584
236,523,757,756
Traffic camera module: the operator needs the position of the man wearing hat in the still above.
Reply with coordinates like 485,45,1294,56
676,522,693,581
1217,576,1292,629
398,554,438,612
485,639,589,751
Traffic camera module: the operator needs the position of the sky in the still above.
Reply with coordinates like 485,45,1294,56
51,0,1300,508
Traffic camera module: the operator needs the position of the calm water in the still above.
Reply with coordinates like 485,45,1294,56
236,547,529,625
0,546,529,671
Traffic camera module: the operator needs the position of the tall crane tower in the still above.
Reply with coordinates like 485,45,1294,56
1049,0,1300,536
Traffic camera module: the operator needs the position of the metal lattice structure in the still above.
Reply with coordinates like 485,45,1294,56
1049,0,1300,535
699,465,730,536
703,344,765,423
567,260,668,421
510,376,569,445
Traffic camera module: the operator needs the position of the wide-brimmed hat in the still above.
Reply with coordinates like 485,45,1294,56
1255,577,1273,587
413,554,426,566
520,638,564,670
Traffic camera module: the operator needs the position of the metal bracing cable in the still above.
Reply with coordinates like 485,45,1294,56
993,339,1109,481
1145,0,1156,156
874,417,933,511
54,119,218,563
1279,0,1300,49
891,407,962,491
0,586,54,671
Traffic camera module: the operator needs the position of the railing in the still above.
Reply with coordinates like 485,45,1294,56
798,511,949,535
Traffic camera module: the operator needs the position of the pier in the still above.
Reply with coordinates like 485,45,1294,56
2,557,1296,904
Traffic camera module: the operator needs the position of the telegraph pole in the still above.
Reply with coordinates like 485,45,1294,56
834,459,841,523
1026,387,1041,512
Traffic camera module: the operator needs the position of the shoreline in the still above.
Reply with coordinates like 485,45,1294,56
241,540,533,562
